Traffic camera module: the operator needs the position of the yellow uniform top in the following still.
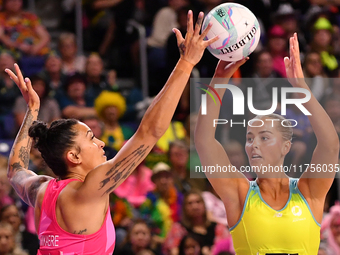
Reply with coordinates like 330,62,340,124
230,178,320,255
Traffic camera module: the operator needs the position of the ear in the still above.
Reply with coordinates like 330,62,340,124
282,140,292,156
66,149,82,165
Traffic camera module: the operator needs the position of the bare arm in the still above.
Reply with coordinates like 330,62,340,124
285,34,339,200
76,11,219,201
194,60,249,225
6,65,52,207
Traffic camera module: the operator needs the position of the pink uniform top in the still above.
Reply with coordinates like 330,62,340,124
37,179,115,255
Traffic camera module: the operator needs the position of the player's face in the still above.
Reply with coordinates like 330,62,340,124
73,123,107,170
245,119,289,167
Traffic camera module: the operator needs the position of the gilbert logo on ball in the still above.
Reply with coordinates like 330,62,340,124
202,3,261,61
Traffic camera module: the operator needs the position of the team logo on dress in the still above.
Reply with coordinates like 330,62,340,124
291,206,302,216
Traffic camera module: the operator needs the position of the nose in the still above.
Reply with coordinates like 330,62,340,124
252,137,259,149
96,138,105,149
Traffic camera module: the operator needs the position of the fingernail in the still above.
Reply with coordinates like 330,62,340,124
188,10,192,15
172,28,175,33
25,78,29,82
209,22,213,27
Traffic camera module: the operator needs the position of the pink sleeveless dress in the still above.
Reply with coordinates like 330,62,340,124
37,179,115,255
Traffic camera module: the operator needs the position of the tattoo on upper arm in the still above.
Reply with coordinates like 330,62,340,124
99,144,149,196
179,43,186,56
10,168,50,207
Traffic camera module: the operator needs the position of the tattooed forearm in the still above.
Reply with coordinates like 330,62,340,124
19,147,30,168
99,145,149,195
16,108,36,143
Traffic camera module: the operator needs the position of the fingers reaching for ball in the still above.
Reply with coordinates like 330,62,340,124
174,10,218,66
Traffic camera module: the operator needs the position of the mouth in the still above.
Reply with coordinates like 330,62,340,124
251,154,262,159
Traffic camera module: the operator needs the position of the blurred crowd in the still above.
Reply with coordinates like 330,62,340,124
0,0,340,254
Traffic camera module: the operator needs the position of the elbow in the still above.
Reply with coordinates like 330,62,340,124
138,122,166,140
149,126,166,139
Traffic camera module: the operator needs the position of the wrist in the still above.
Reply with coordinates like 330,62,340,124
177,59,194,75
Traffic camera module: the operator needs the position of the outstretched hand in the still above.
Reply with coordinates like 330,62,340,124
5,64,40,108
173,10,219,66
284,33,306,87
214,58,249,79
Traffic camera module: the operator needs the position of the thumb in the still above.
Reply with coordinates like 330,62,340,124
235,57,249,68
173,28,184,45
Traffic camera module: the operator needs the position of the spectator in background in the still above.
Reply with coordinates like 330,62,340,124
272,3,306,52
0,205,39,255
147,0,189,95
323,95,340,141
109,193,135,246
0,0,50,76
84,53,113,103
13,75,60,129
57,72,97,119
267,25,288,78
202,181,227,226
58,33,86,75
321,204,340,254
114,162,155,208
178,234,203,255
0,52,20,138
39,51,67,98
0,222,28,255
309,17,338,75
0,170,13,209
94,91,134,151
163,190,230,255
303,51,328,102
115,219,162,255
140,162,183,241
168,140,206,193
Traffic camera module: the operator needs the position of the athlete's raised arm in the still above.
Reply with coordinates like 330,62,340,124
194,59,249,227
76,11,219,201
285,33,339,201
6,64,52,207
